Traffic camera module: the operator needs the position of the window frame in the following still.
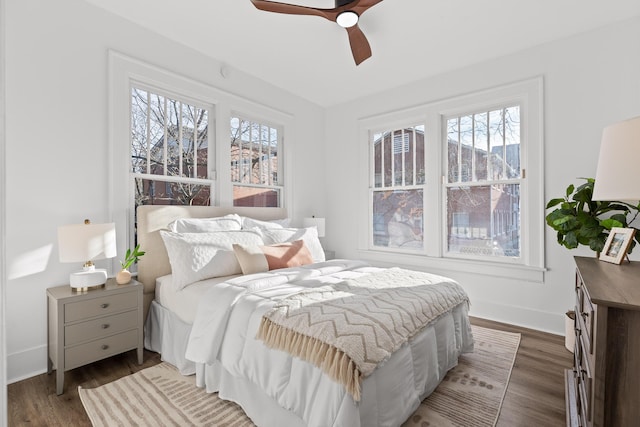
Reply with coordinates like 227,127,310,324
229,112,285,207
109,52,293,271
369,123,427,252
441,105,523,264
130,81,216,207
358,78,544,281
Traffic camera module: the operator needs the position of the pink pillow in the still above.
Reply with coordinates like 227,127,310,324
233,240,314,274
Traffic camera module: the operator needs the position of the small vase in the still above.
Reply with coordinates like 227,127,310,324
116,269,131,285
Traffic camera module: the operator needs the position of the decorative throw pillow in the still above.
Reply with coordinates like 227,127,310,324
160,229,264,289
233,240,314,274
260,227,325,263
167,214,242,233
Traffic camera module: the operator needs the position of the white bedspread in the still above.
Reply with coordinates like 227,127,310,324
185,259,474,427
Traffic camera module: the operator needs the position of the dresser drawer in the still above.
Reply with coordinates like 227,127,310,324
576,279,594,354
65,310,138,346
65,292,137,323
65,328,138,370
575,335,592,424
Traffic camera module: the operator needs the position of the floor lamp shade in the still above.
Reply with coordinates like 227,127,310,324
58,221,117,289
592,115,640,202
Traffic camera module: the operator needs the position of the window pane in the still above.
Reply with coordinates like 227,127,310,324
372,125,424,188
134,178,211,207
488,107,521,180
233,185,280,207
446,184,520,257
372,189,423,249
230,116,281,207
131,88,149,174
447,118,459,183
148,93,166,175
504,106,521,179
459,115,473,183
131,87,209,181
474,112,488,181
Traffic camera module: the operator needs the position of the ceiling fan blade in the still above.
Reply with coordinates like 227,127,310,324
346,24,372,65
250,0,337,21
350,0,384,15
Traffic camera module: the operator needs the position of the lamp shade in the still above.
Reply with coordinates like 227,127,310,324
303,217,326,238
592,115,640,202
58,221,117,263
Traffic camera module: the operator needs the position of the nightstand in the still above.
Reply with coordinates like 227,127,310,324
47,278,143,395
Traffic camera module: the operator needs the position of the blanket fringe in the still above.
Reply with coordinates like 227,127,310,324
256,317,362,401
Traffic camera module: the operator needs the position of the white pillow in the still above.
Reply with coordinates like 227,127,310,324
167,214,242,233
260,227,325,263
160,229,264,289
241,217,290,230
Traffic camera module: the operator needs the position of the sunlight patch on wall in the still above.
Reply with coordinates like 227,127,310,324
8,244,53,280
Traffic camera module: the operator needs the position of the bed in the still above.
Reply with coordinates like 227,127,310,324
139,205,474,427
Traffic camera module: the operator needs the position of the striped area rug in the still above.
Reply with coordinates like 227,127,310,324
79,325,520,427
402,325,521,427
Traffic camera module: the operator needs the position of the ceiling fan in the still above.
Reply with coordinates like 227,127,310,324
250,0,383,65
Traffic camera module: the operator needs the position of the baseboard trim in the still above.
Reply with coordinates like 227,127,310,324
7,344,47,384
469,298,565,336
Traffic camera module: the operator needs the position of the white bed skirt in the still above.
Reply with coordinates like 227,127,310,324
144,300,196,375
147,299,473,427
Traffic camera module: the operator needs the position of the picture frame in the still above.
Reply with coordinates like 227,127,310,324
599,227,636,264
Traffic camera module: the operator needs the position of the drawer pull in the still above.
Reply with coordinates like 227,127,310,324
101,324,110,329
101,344,109,350
100,303,109,309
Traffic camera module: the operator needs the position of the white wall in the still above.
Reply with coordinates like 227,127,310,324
4,0,326,382
324,17,640,335
4,0,639,385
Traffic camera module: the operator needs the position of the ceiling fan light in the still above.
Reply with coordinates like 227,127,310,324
336,11,358,28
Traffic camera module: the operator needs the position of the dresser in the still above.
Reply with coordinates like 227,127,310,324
47,279,143,395
566,256,640,427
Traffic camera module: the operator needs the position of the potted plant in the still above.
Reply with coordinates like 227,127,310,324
116,244,145,285
545,178,640,254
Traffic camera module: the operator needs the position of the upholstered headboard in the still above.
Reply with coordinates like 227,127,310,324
136,205,289,319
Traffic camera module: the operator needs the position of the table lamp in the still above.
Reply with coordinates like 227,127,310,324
592,115,640,202
58,219,117,291
303,216,326,237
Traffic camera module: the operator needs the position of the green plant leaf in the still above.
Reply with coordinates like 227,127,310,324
600,218,624,230
565,184,575,198
545,198,565,209
564,231,578,248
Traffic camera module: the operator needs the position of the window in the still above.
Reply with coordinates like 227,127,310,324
371,126,425,249
130,86,213,210
362,78,544,274
445,107,521,258
230,116,283,207
110,52,292,271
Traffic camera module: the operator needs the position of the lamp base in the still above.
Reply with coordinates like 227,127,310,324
70,267,108,292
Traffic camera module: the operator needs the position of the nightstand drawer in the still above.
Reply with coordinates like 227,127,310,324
65,310,138,346
65,292,137,322
65,329,138,370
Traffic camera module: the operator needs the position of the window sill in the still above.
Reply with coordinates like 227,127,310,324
356,249,546,283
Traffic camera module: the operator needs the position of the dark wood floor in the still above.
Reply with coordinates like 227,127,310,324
8,317,572,426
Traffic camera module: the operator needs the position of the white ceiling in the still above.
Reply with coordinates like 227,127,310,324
83,0,640,107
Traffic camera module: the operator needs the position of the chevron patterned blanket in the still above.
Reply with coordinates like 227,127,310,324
256,267,470,401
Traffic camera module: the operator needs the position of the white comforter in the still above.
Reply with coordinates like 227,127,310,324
185,259,474,427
